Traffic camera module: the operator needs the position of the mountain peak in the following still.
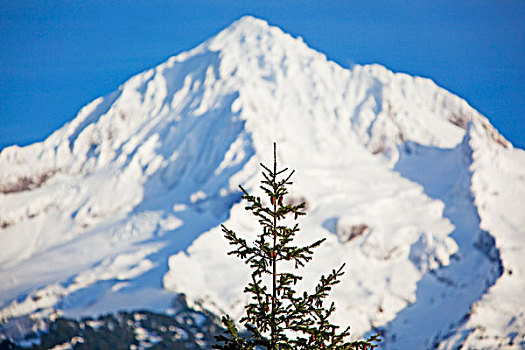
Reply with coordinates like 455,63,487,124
202,15,313,59
231,15,271,30
212,15,278,42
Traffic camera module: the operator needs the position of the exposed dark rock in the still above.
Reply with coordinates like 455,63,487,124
0,170,57,195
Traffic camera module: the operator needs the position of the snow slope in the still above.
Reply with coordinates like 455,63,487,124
0,16,524,349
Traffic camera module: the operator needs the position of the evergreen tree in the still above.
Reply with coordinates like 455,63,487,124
214,143,381,350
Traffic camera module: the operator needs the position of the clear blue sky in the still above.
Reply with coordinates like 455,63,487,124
1,1,524,150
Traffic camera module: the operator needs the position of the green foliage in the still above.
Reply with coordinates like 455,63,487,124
214,144,381,350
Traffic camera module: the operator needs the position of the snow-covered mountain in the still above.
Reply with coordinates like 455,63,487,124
1,16,524,349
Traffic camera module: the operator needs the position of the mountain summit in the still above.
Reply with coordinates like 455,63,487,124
1,16,524,349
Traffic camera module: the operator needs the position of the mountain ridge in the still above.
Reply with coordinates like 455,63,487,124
1,16,524,349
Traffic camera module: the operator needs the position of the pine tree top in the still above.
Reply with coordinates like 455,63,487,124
214,143,381,350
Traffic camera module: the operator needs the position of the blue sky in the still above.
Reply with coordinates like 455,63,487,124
1,1,524,149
